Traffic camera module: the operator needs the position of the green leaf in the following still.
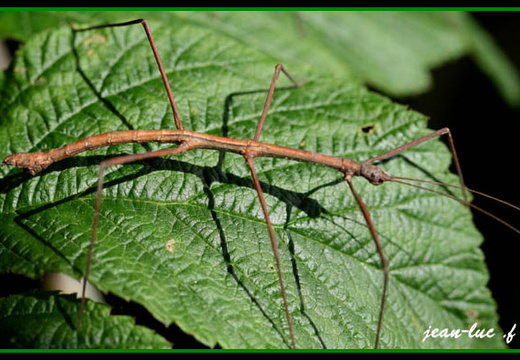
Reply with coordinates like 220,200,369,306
190,11,520,104
0,21,504,349
0,291,171,349
1,10,519,105
185,11,468,96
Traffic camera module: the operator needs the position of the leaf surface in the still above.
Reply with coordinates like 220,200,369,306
0,21,504,349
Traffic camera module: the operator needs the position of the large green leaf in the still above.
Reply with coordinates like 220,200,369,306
0,20,503,349
0,10,518,105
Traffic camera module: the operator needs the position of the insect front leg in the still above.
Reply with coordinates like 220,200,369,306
70,19,184,131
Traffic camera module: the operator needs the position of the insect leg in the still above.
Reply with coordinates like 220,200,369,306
253,64,302,142
345,175,389,349
244,154,296,349
78,143,191,327
70,19,184,130
364,127,468,202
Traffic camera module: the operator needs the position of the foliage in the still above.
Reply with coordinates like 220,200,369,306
0,11,509,349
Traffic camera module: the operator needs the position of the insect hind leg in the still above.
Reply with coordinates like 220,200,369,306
77,144,191,327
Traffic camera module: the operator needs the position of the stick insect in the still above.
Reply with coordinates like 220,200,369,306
2,19,519,349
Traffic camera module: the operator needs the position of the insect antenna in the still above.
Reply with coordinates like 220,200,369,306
390,176,520,236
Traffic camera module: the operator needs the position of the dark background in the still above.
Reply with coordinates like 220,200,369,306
1,10,519,349
403,11,520,349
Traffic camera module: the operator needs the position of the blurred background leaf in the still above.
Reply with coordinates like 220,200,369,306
0,291,171,348
1,10,519,106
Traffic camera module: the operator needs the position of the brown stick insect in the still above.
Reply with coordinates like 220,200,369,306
2,19,519,349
